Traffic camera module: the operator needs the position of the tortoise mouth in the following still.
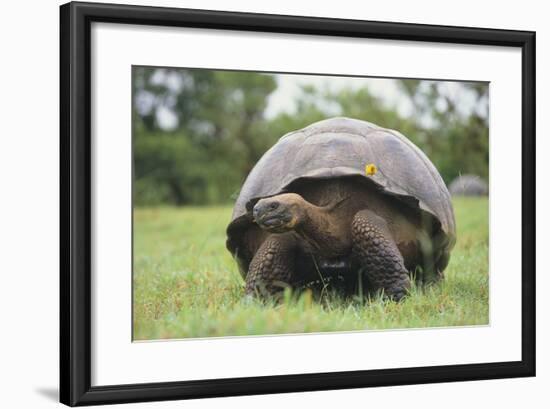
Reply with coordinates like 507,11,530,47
255,214,292,231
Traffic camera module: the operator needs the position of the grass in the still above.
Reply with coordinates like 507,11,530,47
133,197,489,340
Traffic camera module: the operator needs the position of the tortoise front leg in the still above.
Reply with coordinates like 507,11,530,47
352,209,410,301
245,234,297,299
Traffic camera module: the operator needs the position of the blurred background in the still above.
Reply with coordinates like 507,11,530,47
133,67,489,206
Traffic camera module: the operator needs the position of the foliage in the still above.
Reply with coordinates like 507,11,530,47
133,67,277,205
133,68,489,206
133,197,488,340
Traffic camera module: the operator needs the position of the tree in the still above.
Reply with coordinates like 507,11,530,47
133,67,276,205
133,68,489,206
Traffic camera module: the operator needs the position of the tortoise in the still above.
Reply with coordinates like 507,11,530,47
448,174,488,196
226,117,456,301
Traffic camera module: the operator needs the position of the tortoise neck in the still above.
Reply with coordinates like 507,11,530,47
294,202,346,255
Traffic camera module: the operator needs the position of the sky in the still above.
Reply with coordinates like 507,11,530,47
265,74,413,118
264,73,486,126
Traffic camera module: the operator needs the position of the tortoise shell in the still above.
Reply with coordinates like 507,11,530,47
227,117,456,274
448,174,488,196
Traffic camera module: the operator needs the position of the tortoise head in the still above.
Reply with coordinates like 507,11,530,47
252,193,307,233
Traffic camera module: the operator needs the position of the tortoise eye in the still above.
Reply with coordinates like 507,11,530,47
269,202,279,210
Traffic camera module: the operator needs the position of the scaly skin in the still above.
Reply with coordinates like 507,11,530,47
351,209,410,301
245,234,296,298
247,191,418,302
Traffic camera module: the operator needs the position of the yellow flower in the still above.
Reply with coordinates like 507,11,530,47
365,163,377,176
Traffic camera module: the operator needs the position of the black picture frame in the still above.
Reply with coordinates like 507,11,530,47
60,1,536,406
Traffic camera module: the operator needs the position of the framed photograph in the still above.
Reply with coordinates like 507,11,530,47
60,1,535,406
